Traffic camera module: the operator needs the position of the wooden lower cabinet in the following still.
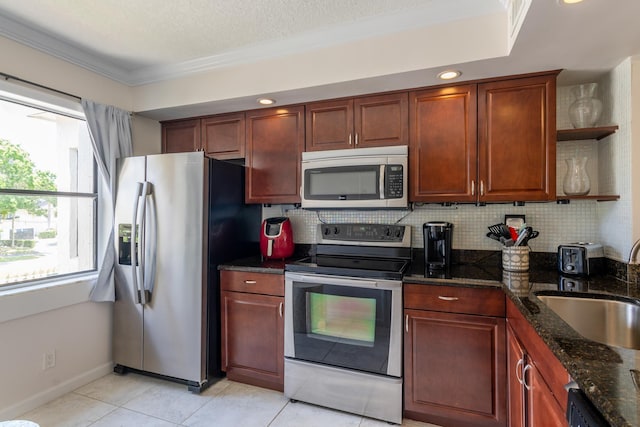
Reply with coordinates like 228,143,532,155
507,299,569,427
220,270,284,391
403,284,507,427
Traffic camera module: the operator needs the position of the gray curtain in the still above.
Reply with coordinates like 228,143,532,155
82,99,132,302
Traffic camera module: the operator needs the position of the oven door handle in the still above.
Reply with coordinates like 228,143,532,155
285,272,400,290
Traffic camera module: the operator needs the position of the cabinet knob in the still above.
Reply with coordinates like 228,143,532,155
279,301,283,318
438,296,459,301
244,280,257,284
405,314,409,333
355,133,359,146
348,133,352,145
471,180,475,196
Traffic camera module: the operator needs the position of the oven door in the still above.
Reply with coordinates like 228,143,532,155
284,272,402,377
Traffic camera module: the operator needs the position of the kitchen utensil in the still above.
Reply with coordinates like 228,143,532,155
486,232,501,242
488,223,511,239
509,226,519,241
514,228,529,246
500,236,514,246
523,230,539,245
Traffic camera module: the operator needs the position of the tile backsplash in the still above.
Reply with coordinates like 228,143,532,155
264,201,599,254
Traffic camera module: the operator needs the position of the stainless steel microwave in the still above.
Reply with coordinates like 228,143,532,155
300,145,408,209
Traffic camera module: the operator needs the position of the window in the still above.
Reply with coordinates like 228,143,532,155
0,89,96,289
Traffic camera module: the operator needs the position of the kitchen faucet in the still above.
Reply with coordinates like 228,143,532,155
629,238,640,264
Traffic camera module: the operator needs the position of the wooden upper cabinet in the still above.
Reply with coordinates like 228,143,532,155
245,106,304,204
161,119,201,153
305,99,353,151
478,74,557,202
305,92,408,151
409,85,477,203
201,112,245,160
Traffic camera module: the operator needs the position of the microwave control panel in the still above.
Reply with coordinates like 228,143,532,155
384,165,404,199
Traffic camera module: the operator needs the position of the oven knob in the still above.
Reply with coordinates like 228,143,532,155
323,227,330,236
334,227,339,235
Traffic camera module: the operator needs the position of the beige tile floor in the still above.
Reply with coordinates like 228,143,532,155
12,373,441,427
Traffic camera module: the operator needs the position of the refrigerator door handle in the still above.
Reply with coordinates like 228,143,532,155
138,181,152,305
131,182,143,304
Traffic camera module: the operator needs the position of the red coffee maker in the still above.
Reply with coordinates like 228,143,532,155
260,217,294,259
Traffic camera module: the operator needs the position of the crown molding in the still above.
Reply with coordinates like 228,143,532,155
0,0,506,86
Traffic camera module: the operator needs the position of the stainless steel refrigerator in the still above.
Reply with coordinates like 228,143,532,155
113,151,260,392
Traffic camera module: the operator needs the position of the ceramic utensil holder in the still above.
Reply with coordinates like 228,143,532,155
502,246,530,272
502,270,530,297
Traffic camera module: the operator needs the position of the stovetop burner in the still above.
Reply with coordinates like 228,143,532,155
285,223,412,280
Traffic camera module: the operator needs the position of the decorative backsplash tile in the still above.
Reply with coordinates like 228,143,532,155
270,201,599,255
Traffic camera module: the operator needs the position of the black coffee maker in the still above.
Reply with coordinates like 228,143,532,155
423,222,453,276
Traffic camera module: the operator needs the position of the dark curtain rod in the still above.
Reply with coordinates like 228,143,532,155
0,71,81,101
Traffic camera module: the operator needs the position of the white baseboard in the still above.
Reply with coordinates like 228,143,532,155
0,362,113,421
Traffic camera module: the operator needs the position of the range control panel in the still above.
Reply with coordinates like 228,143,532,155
318,223,411,247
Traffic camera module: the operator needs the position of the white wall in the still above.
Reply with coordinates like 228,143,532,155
0,288,112,419
596,59,634,261
632,59,640,254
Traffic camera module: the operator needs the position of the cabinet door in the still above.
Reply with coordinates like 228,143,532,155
245,106,304,204
404,309,507,427
161,119,201,153
526,362,567,427
354,93,408,148
305,99,354,151
507,325,526,427
221,291,284,391
409,85,477,203
478,74,557,202
202,113,245,159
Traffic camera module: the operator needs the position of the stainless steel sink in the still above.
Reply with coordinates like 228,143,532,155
535,293,640,350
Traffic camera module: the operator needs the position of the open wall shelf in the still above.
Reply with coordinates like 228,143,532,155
557,125,619,141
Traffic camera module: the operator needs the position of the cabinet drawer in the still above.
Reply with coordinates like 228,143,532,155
220,270,284,296
404,283,505,317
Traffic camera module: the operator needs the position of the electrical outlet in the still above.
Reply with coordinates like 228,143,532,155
42,349,56,370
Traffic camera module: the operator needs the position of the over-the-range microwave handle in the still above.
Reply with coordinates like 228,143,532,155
285,272,401,290
379,164,385,199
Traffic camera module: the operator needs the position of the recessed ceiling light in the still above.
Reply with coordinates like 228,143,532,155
558,0,584,4
257,98,275,105
437,70,462,80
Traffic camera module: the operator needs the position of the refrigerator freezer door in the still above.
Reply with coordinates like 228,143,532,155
142,152,207,383
113,156,146,371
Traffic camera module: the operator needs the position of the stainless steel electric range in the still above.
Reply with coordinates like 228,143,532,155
284,223,411,424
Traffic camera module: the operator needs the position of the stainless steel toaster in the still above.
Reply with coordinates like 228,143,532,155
558,243,604,276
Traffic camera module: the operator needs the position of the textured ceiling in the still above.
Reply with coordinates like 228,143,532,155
0,0,504,83
2,0,640,120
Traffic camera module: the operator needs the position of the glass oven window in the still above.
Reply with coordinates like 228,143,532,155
308,292,376,346
291,281,394,375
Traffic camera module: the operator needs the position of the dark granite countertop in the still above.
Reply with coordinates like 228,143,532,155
218,255,287,274
220,250,640,427
405,254,639,427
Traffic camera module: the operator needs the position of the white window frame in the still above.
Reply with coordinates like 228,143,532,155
0,79,100,305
